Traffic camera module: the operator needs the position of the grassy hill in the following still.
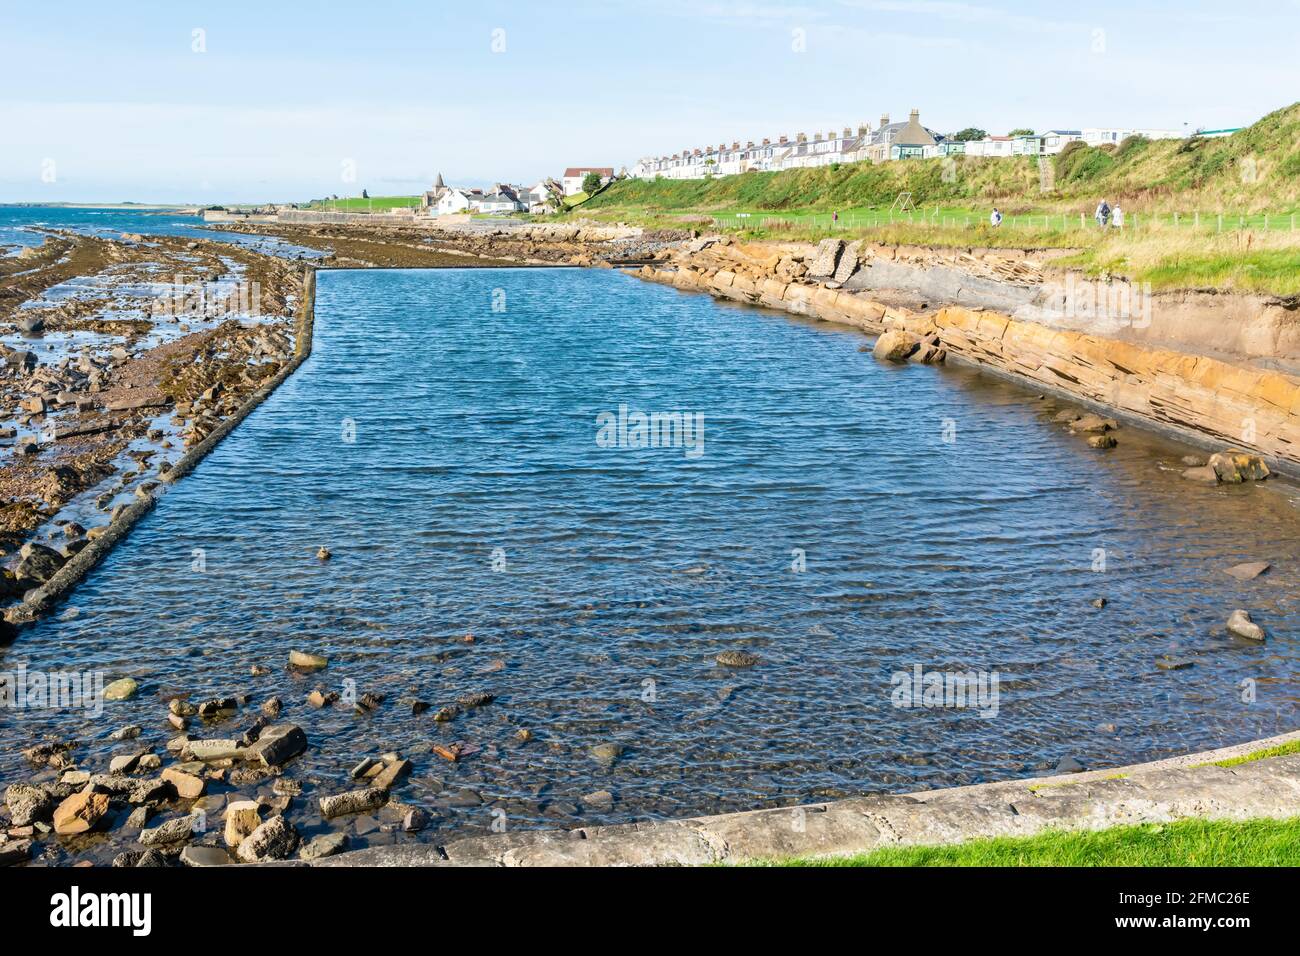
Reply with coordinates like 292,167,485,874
586,102,1300,216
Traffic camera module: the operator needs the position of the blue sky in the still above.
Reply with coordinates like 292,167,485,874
2,0,1297,203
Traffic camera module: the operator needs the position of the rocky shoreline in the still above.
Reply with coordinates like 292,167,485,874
1,232,309,635
632,235,1300,476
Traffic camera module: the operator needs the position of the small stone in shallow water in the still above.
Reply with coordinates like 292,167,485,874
289,650,328,671
300,832,349,861
1091,598,1107,608
716,650,760,667
1055,756,1086,774
1156,656,1195,671
1226,609,1266,641
1225,561,1270,582
581,789,615,810
108,725,142,742
140,814,194,846
103,678,138,701
401,808,430,832
180,844,232,867
1088,434,1117,449
237,815,299,863
589,742,624,763
316,547,331,561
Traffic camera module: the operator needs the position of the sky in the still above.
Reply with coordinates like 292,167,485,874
2,0,1298,203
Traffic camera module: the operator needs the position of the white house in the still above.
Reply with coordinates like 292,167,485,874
435,188,475,215
963,136,1014,158
562,167,614,195
1082,127,1184,146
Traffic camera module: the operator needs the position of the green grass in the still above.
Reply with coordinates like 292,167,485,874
306,196,421,212
754,816,1300,867
1203,739,1300,769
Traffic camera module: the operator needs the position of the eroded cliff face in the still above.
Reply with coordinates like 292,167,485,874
633,237,1300,470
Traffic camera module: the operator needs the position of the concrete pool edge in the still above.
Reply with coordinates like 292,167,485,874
2,266,317,633
303,729,1300,867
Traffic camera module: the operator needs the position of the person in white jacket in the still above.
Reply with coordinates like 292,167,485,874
990,207,1003,227
1111,205,1125,229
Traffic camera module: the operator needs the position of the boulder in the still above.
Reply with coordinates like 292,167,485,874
1088,434,1118,449
245,723,307,767
223,800,262,848
1181,465,1219,484
4,783,56,827
832,241,861,283
318,787,388,819
14,543,65,585
161,767,205,800
180,845,232,867
872,329,920,363
370,758,411,791
185,738,243,761
1225,561,1270,581
0,839,33,866
140,815,194,846
1069,413,1118,434
1208,450,1270,484
236,816,299,863
52,790,110,835
1226,609,1266,641
806,238,843,278
299,832,350,861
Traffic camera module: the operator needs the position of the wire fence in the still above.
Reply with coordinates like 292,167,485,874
711,209,1300,235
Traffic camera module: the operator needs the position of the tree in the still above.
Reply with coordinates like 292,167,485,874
951,128,987,141
581,172,603,193
1008,128,1035,137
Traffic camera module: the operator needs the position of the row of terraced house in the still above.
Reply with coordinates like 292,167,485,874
629,109,1191,180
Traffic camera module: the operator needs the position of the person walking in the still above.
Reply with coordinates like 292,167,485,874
990,207,1003,228
1112,205,1125,229
1095,199,1111,228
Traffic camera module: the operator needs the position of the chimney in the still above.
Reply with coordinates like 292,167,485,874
843,127,852,139
858,123,870,136
880,113,890,129
797,132,807,142
745,141,754,149
762,137,771,146
910,108,920,122
813,132,822,142
733,141,740,150
779,135,788,144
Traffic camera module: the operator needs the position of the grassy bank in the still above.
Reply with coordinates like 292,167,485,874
589,102,1300,216
574,103,1300,296
754,816,1300,867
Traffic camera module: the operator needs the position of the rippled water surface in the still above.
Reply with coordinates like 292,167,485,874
3,265,1298,854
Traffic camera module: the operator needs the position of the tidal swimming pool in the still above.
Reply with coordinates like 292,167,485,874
3,266,1296,857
